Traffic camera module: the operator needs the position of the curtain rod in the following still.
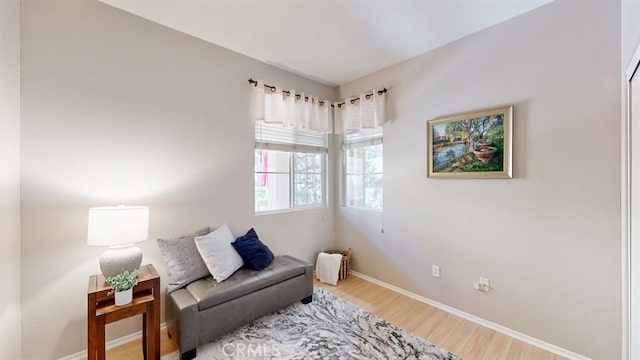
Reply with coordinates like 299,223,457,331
248,78,387,108
248,78,327,106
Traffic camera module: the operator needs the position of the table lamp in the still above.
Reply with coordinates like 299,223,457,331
87,205,149,278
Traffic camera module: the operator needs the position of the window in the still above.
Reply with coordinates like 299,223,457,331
255,123,327,212
344,129,383,210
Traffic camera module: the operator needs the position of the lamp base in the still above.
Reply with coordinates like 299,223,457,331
99,245,143,278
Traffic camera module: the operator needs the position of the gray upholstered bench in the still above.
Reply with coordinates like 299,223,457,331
165,255,313,360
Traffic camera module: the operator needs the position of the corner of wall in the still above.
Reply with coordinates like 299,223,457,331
0,0,22,358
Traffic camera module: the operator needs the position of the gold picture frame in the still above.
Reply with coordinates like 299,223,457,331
427,106,513,179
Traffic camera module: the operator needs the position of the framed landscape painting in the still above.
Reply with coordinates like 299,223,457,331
427,106,513,179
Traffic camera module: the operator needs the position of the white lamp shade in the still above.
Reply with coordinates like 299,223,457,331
87,205,149,247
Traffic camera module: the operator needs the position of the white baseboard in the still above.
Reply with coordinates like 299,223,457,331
57,323,167,360
350,271,590,360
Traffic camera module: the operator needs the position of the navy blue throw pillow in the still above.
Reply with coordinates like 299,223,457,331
232,228,274,271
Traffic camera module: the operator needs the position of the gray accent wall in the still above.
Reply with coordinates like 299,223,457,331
0,0,22,358
20,0,335,358
336,1,621,358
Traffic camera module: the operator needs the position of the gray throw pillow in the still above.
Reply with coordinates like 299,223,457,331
157,228,211,292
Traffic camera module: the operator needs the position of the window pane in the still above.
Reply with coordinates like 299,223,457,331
346,148,364,174
294,153,311,173
295,153,322,173
294,153,323,207
346,174,364,207
255,173,290,212
365,144,383,174
254,149,290,173
295,173,322,206
364,174,383,209
345,143,383,210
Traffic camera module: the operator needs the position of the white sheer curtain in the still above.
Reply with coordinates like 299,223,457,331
252,80,331,133
334,89,386,133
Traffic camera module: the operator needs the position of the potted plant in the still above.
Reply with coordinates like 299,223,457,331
106,269,140,306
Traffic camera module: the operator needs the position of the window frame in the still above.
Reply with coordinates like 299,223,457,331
255,147,327,214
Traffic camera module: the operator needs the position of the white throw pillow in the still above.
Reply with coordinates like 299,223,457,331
194,224,244,282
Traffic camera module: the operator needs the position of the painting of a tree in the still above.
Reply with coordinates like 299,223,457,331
427,106,513,179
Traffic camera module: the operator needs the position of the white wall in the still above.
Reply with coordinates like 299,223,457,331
20,0,335,358
336,1,621,358
0,0,22,358
622,1,640,357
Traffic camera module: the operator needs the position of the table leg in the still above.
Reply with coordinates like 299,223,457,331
88,310,96,359
153,277,160,358
97,315,106,360
142,312,148,360
145,301,159,360
149,301,159,359
88,293,97,360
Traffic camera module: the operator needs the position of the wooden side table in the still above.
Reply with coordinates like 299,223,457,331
87,264,160,360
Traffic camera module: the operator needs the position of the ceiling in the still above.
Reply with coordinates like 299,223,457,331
99,0,554,86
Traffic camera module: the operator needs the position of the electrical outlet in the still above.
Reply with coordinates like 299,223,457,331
432,265,440,278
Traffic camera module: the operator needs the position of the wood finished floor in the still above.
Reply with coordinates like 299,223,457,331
109,275,565,359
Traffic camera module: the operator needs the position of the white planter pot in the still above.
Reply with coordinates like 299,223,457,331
115,288,133,306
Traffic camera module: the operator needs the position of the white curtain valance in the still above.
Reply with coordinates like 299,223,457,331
252,80,331,133
334,89,386,134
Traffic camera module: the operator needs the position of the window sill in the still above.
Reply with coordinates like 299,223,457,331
256,205,326,216
341,206,383,212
